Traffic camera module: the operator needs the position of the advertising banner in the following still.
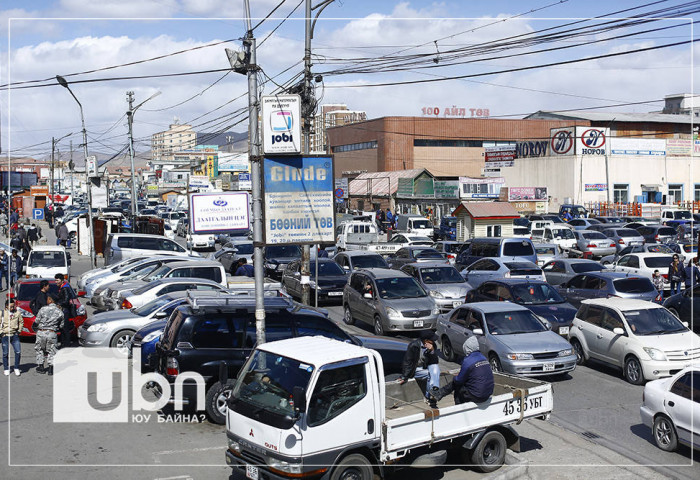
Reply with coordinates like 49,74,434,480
188,175,211,189
262,95,302,154
666,138,692,156
263,156,334,245
459,177,505,199
585,184,607,191
610,137,665,156
206,155,218,179
433,180,460,199
484,145,516,166
575,127,610,155
508,187,547,201
189,192,249,234
218,152,250,171
549,127,575,155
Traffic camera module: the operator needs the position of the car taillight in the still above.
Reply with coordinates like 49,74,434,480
447,254,455,260
661,273,668,279
609,243,616,248
618,239,625,244
586,244,596,248
120,298,133,309
655,294,663,302
655,235,660,241
166,357,179,376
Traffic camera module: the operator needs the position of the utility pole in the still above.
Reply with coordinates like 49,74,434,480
127,91,137,220
50,137,56,208
69,141,74,201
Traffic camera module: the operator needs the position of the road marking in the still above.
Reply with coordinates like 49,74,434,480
153,476,194,480
152,445,224,463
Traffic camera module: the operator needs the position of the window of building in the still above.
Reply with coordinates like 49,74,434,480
668,184,683,204
413,139,483,147
613,184,629,203
486,225,502,237
694,184,700,202
332,141,377,153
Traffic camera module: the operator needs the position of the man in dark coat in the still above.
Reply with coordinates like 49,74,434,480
398,331,441,407
431,336,494,405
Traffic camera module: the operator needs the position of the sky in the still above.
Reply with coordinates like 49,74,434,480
0,0,698,166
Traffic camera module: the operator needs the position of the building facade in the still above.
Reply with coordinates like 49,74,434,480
151,123,197,164
311,104,367,153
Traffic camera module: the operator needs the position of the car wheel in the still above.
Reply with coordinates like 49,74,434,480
330,453,373,480
489,353,503,373
441,336,456,362
653,415,678,452
570,338,586,366
205,381,233,425
110,329,136,356
373,315,386,336
468,430,507,473
667,307,680,319
624,356,644,385
602,261,610,265
343,305,355,325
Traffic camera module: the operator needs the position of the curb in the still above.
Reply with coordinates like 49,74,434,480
485,451,529,480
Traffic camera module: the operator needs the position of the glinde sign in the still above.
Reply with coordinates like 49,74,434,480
262,94,302,154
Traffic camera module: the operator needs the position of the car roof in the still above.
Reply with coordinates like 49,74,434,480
578,271,642,279
534,242,558,248
146,277,223,287
554,258,603,264
481,278,549,286
464,301,530,314
582,297,663,310
110,233,166,239
406,262,457,269
357,268,411,279
165,260,222,268
341,250,385,258
16,277,59,284
28,245,66,252
621,252,674,258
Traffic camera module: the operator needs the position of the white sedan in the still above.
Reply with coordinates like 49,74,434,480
640,365,700,452
186,232,216,251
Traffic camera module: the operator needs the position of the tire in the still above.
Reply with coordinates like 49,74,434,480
330,453,373,480
602,261,610,266
653,415,679,452
110,329,136,356
442,336,456,362
570,338,586,366
667,307,680,319
469,430,507,473
343,305,355,326
624,356,644,385
489,353,503,373
373,315,385,336
205,382,233,425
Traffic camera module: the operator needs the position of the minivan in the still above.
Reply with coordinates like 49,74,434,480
455,237,537,270
25,245,71,280
105,233,195,266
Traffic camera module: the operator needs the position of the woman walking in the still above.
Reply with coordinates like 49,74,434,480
1,299,22,376
668,254,685,296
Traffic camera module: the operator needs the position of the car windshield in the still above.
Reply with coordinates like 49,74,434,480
311,261,345,277
535,246,556,256
446,219,457,227
503,241,534,257
581,231,607,240
413,248,443,259
169,212,184,220
232,350,313,419
419,267,465,284
504,262,541,276
16,283,59,301
376,277,426,299
551,229,574,239
142,265,172,282
27,251,65,267
658,228,677,236
623,308,687,335
266,245,302,258
613,278,655,293
673,211,691,219
351,255,388,269
514,227,530,235
485,310,548,335
231,243,254,254
132,297,177,317
511,283,564,304
411,220,432,229
571,263,605,274
617,229,641,238
643,256,674,268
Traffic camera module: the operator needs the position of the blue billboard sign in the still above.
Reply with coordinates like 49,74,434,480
263,156,334,245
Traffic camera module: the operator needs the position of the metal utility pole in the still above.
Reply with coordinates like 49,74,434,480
50,137,56,207
127,90,161,221
69,141,74,200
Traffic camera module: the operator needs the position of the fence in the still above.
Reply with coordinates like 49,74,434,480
584,202,700,218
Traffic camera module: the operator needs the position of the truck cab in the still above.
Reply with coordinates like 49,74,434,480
661,209,692,228
559,204,588,219
396,214,433,237
336,221,380,250
433,216,457,241
25,245,71,280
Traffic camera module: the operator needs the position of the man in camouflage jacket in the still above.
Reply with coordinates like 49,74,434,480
34,296,64,375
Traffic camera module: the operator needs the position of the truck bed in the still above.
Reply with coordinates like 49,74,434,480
381,370,553,458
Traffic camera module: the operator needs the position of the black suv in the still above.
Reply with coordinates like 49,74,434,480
153,295,407,424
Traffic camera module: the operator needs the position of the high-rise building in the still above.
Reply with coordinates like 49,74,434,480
311,104,367,153
151,123,197,163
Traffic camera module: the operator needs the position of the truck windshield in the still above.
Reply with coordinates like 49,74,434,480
411,220,431,229
551,229,574,239
28,251,65,268
231,350,314,427
673,211,691,219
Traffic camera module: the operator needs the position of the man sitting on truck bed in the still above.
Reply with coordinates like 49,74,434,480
398,331,441,407
432,336,494,405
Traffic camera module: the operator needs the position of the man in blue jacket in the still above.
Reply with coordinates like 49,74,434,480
432,336,494,405
234,257,254,277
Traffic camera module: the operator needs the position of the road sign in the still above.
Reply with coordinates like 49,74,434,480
335,188,344,198
33,208,44,220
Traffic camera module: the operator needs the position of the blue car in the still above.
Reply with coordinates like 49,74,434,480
131,319,167,372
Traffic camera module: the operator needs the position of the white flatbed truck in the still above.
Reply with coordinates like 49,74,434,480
225,336,553,479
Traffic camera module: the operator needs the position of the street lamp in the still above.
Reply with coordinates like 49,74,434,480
127,90,161,220
56,74,96,268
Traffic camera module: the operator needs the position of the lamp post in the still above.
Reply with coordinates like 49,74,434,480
127,90,161,220
56,75,96,267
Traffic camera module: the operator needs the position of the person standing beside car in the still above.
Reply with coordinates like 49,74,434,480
34,296,63,375
9,249,22,288
54,274,76,348
684,257,700,290
668,254,685,296
1,299,22,376
30,280,51,316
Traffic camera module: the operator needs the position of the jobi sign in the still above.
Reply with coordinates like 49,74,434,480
262,95,302,154
189,192,249,234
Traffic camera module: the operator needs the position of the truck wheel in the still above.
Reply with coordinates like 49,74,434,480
469,430,507,473
570,338,586,366
330,453,373,480
205,382,232,425
343,305,355,325
441,336,456,362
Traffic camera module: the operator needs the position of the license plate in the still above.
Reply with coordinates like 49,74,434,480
246,465,259,480
328,291,343,296
543,362,555,372
413,320,424,328
453,301,463,308
559,327,569,335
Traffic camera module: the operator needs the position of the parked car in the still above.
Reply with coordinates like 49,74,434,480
343,268,439,336
333,251,389,273
263,244,302,280
461,258,544,289
209,248,241,274
25,245,71,280
542,258,606,286
557,271,662,308
601,228,646,253
595,216,626,224
281,258,348,303
78,256,144,290
608,253,675,286
105,233,193,266
175,218,189,237
567,218,601,230
635,225,678,244
624,221,657,230
533,243,563,266
221,238,254,264
432,240,462,265
118,277,227,310
436,302,577,375
151,294,409,423
433,216,457,241
512,226,531,238
160,211,186,230
568,298,699,384
400,262,469,313
386,246,447,269
571,230,617,259
186,232,216,251
663,285,699,332
559,204,588,219
640,365,700,452
466,279,577,337
12,278,87,337
455,237,537,271
600,243,677,265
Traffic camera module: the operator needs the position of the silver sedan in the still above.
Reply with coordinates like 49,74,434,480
399,262,470,313
572,230,617,259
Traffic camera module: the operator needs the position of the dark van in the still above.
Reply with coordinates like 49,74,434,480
455,237,537,270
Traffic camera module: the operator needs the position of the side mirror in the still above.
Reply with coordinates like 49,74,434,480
342,265,350,271
612,327,625,336
154,311,167,319
472,328,484,336
363,293,373,299
682,321,689,328
292,386,307,415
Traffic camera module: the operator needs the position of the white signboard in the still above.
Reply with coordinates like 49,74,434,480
91,184,108,208
610,137,666,156
86,155,98,177
549,127,575,155
188,175,211,189
189,192,250,233
218,152,250,172
459,176,505,198
575,127,610,155
262,94,302,154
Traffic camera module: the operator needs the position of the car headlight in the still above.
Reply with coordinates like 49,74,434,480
76,305,86,316
141,330,163,343
643,347,667,361
209,236,214,241
429,290,444,298
386,307,402,319
431,305,440,315
87,323,108,333
227,438,241,454
267,458,302,474
507,353,534,360
558,348,573,357
17,307,34,318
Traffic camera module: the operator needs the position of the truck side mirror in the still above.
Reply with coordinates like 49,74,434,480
292,386,307,415
363,293,373,299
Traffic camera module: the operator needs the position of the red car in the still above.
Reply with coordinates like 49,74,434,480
10,278,87,337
